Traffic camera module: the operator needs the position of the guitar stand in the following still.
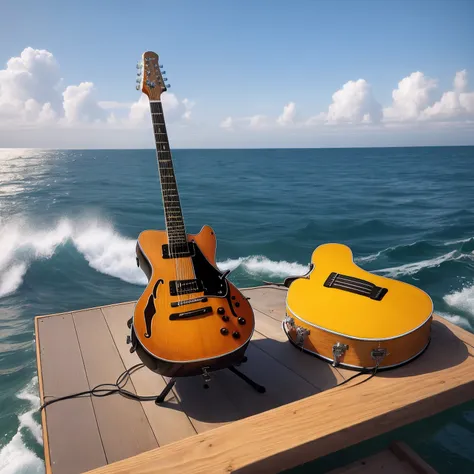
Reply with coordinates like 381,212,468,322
154,356,266,405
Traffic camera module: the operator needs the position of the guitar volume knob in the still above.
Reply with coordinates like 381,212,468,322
217,307,225,315
220,328,229,336
238,317,246,325
232,331,240,339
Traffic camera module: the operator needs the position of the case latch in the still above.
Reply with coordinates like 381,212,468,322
332,342,349,367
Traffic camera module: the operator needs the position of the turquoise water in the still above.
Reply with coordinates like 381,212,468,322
0,146,474,473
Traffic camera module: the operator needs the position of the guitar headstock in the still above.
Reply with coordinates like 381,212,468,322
136,51,170,100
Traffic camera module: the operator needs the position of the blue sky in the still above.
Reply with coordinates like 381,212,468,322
0,0,473,148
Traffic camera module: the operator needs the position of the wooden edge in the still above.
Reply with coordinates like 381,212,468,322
389,441,438,474
34,316,52,474
84,372,474,474
35,301,136,319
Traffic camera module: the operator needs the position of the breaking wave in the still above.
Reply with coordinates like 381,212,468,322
218,256,309,277
443,285,474,317
0,216,312,297
0,377,44,474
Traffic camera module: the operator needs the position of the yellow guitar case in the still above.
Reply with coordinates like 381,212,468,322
284,243,433,370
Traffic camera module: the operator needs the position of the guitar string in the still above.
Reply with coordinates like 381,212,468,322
153,101,178,312
155,100,191,306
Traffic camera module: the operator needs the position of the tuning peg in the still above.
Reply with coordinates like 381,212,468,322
161,70,166,75
159,64,164,68
136,71,142,76
166,84,171,88
163,77,168,81
136,78,141,83
136,85,140,90
136,62,142,69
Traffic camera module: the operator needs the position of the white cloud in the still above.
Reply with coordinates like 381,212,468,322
220,116,233,130
127,92,193,126
326,79,382,124
0,47,195,135
62,82,105,123
421,70,474,121
0,47,62,123
0,46,472,148
383,72,437,121
277,102,296,126
248,114,269,129
454,70,468,93
98,101,133,110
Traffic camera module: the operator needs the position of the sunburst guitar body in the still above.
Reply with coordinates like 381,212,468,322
284,243,433,370
129,51,254,377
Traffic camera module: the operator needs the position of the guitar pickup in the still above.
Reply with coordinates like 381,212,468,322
169,306,213,320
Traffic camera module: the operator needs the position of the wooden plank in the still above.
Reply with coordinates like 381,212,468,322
328,449,418,474
84,315,474,474
389,441,439,474
36,314,106,474
101,302,197,445
212,341,318,419
72,308,158,464
169,369,243,433
242,286,287,321
253,309,343,390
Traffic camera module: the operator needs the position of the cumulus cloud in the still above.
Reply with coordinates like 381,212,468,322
383,72,437,121
0,47,195,133
62,82,105,123
223,69,474,130
0,47,63,123
128,92,194,125
421,69,474,120
326,79,382,124
277,102,296,125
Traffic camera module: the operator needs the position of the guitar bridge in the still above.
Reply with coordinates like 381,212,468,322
324,272,388,301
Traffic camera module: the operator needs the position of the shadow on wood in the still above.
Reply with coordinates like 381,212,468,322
379,321,469,379
161,340,322,424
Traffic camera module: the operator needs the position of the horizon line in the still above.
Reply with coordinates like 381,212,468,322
1,144,474,151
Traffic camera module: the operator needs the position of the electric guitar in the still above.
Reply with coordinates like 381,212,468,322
283,243,433,370
129,51,254,377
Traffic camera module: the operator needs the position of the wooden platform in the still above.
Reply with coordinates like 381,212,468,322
35,285,474,474
327,441,438,474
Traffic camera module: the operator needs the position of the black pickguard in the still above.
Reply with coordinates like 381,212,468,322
143,279,163,338
190,242,228,297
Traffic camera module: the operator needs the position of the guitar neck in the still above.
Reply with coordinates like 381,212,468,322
150,100,187,246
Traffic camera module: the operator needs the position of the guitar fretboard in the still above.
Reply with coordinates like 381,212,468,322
150,101,188,247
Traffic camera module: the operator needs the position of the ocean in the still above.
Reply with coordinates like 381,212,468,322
0,146,473,473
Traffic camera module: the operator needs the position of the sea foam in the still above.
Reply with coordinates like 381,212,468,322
0,216,311,297
444,285,474,317
0,377,44,474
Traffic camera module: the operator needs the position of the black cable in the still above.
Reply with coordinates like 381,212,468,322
39,359,379,412
39,363,160,411
335,363,379,388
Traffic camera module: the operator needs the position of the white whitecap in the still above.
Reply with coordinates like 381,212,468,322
0,377,45,474
443,285,474,317
376,251,459,278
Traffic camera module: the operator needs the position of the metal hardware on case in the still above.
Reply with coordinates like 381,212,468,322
284,315,296,330
295,327,310,347
371,348,387,364
332,342,349,367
